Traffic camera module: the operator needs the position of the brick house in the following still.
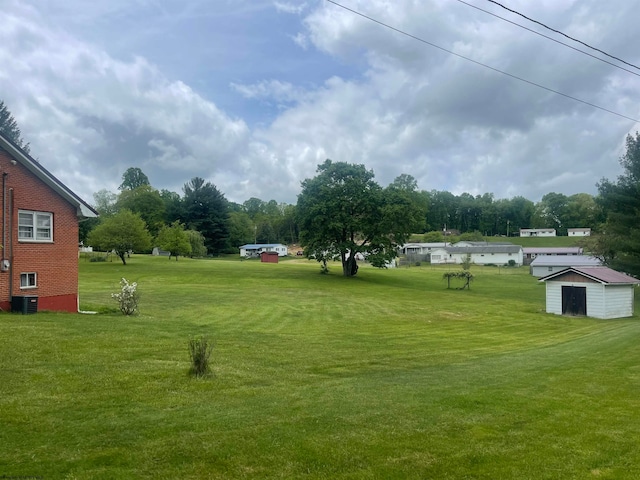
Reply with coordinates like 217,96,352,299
0,132,98,313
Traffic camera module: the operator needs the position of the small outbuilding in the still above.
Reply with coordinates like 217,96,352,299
260,251,279,263
539,266,639,319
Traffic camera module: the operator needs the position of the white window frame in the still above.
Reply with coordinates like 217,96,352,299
20,272,37,289
18,210,53,242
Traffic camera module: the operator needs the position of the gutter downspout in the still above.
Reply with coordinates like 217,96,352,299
8,188,13,300
2,172,6,266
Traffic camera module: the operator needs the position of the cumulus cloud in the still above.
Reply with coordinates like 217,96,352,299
0,2,250,201
1,0,639,207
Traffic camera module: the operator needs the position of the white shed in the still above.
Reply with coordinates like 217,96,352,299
539,266,639,319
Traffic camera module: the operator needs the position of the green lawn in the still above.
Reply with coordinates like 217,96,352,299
1,256,639,479
486,236,583,247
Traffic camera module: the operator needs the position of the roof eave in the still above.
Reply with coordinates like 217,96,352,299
0,135,98,218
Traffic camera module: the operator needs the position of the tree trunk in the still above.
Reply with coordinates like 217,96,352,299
118,252,127,265
342,256,359,277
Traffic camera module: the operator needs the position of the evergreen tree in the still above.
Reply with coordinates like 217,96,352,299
0,100,30,153
182,177,230,255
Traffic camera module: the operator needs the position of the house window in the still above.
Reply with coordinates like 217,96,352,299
20,272,37,289
18,211,53,242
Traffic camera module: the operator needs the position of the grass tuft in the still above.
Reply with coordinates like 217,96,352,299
188,335,214,377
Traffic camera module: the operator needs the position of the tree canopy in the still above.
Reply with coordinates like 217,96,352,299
297,160,427,276
88,210,152,265
183,177,230,255
596,131,640,275
156,221,192,260
119,167,150,191
116,185,166,237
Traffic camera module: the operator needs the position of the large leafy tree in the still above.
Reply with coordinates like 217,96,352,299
88,210,152,265
505,196,535,235
0,100,30,153
228,211,255,248
565,193,601,229
156,221,192,260
182,177,230,255
596,131,640,274
116,185,166,237
532,192,569,234
297,160,426,276
160,189,185,224
119,167,150,191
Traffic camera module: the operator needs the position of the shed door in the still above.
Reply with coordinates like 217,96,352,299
562,286,587,316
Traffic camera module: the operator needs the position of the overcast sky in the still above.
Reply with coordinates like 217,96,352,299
1,0,639,206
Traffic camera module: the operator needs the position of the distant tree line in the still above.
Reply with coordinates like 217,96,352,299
80,167,302,257
423,190,602,237
79,163,608,260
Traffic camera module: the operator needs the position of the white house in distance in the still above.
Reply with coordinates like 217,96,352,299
520,228,557,237
430,244,523,266
568,228,591,237
239,243,288,257
399,242,449,255
539,266,639,319
530,255,602,277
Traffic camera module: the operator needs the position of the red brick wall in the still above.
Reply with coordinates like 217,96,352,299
0,149,79,313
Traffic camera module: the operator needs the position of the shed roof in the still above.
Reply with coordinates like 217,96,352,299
539,266,640,285
530,255,600,267
440,245,522,254
0,132,98,218
452,241,514,247
402,242,449,248
240,243,286,249
523,247,582,254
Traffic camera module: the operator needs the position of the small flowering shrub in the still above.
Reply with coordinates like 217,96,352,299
111,278,139,315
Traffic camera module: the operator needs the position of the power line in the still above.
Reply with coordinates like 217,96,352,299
485,0,640,72
456,0,640,79
324,0,640,123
